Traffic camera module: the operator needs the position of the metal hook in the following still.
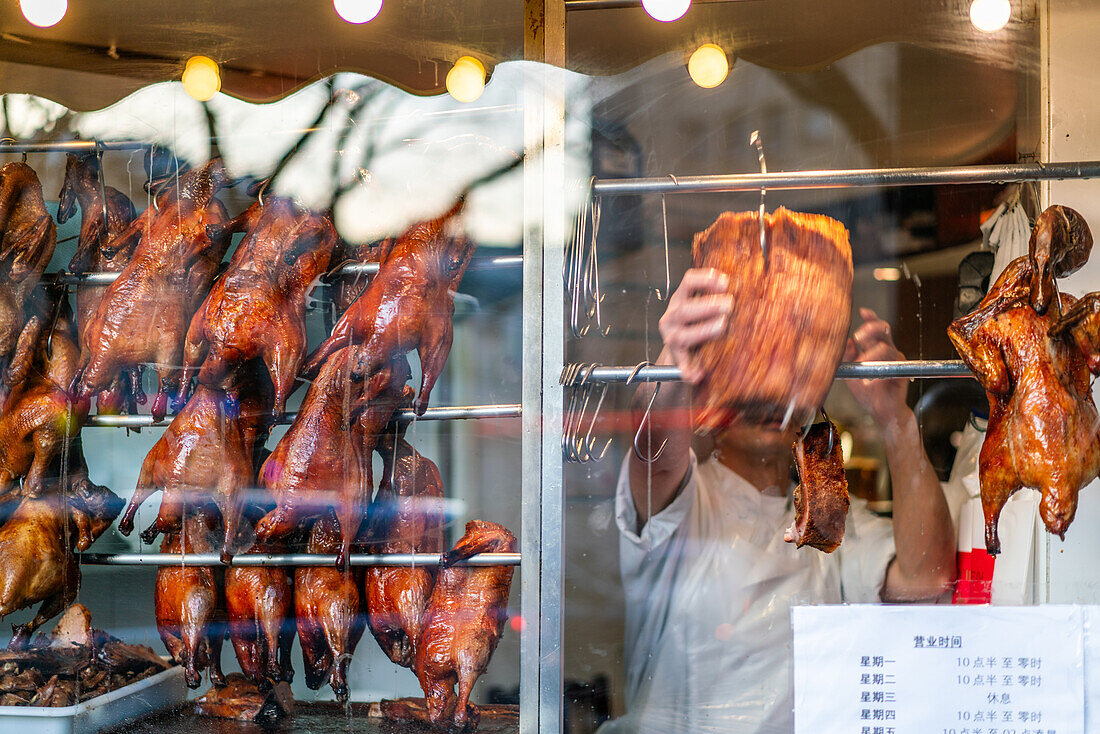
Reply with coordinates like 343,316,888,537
94,142,109,244
655,193,671,301
0,137,23,163
626,361,668,463
803,406,836,455
257,176,271,207
45,281,68,360
750,130,768,267
560,363,611,463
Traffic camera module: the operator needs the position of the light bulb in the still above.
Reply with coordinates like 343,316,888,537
688,44,729,88
641,0,690,22
334,0,383,24
447,57,485,104
20,0,67,27
970,0,1010,32
182,56,221,102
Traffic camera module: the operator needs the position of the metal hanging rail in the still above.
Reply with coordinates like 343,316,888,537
591,161,1100,197
86,402,522,428
564,0,760,9
78,552,521,567
562,360,972,384
0,139,150,154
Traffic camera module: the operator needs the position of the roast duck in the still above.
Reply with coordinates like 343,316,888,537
224,533,295,687
0,162,57,406
72,158,232,421
364,422,446,668
415,520,517,731
59,152,142,415
181,196,338,418
690,208,853,432
949,205,1100,554
784,418,849,553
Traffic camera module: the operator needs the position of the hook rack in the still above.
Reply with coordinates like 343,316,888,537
560,363,612,463
562,360,972,385
78,551,522,567
565,179,610,339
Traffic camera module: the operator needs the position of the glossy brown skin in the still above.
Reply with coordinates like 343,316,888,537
950,259,1100,554
784,419,850,553
294,511,365,703
225,538,295,686
415,520,516,731
1052,293,1100,374
117,369,273,563
364,427,445,668
331,237,396,318
0,162,56,392
255,349,411,567
154,511,227,689
1027,205,1092,314
301,199,475,415
181,197,338,418
59,153,141,416
691,208,852,432
72,159,232,421
0,481,123,650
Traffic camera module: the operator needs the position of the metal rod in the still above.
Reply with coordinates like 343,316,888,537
567,360,972,384
592,161,1100,196
53,255,524,286
0,140,149,154
86,403,521,428
564,0,759,9
78,552,521,567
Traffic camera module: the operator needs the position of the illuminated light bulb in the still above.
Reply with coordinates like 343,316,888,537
182,55,221,102
873,267,902,282
333,0,383,24
641,0,690,23
20,0,67,27
446,56,486,104
688,44,729,89
969,0,1010,32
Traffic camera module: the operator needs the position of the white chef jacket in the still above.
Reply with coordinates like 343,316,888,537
602,451,897,734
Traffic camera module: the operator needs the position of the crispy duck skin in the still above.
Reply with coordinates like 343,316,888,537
181,196,338,418
301,199,475,415
255,350,411,567
948,206,1099,554
331,237,396,319
364,425,445,668
154,511,227,689
294,510,365,703
225,534,294,686
72,159,232,421
0,480,123,651
59,153,141,416
784,420,849,553
117,367,273,563
415,520,517,731
690,208,852,432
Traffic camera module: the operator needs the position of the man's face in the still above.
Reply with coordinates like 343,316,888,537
713,417,803,458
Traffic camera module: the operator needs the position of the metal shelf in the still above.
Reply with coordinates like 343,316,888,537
86,403,522,428
562,360,972,384
591,161,1100,197
0,139,149,154
78,552,521,567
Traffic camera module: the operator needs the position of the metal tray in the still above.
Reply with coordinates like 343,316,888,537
0,664,185,734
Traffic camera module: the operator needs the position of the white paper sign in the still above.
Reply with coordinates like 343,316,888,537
792,605,1084,734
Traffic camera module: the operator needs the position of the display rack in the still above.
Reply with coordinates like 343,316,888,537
78,552,522,567
85,403,521,428
560,360,972,384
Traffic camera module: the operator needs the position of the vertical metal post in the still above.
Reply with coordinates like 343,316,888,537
522,1,567,733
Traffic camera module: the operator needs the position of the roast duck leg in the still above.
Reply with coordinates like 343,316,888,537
364,422,446,668
949,205,1100,554
784,418,850,553
154,509,227,688
72,158,233,421
301,198,475,415
181,196,338,418
295,509,365,703
225,535,295,686
415,520,517,731
690,208,852,432
58,152,142,415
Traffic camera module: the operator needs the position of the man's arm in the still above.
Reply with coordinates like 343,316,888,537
845,308,957,601
629,269,732,528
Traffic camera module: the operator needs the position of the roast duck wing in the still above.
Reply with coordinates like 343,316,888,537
154,510,226,688
948,205,1099,554
0,162,57,400
301,198,475,415
117,363,274,562
690,208,852,432
181,196,338,417
364,424,445,668
415,520,517,731
58,153,141,415
72,158,232,421
294,509,365,703
784,419,850,553
255,349,412,567
225,536,295,686
0,478,123,650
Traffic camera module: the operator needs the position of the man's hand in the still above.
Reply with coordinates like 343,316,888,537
843,307,909,427
658,268,733,382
